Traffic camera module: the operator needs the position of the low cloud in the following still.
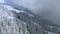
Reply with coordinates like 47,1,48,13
5,0,60,26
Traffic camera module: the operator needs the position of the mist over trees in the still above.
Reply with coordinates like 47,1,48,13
5,0,60,27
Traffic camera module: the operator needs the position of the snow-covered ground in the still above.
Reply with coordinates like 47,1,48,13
48,32,58,34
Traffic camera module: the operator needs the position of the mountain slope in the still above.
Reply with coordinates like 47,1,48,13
5,1,60,33
0,1,60,34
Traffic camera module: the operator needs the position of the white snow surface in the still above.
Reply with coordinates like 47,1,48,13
0,0,6,3
48,32,58,34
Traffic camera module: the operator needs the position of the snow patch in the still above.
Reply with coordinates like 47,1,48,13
0,0,6,3
4,5,15,10
48,32,58,34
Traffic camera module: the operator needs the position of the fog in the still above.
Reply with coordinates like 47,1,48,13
5,0,60,27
